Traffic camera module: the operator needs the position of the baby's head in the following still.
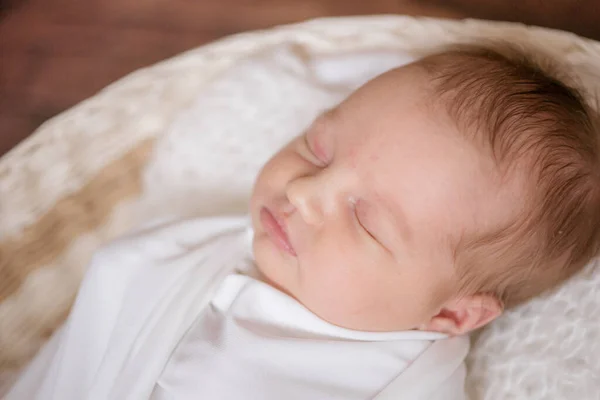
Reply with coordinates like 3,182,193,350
250,44,600,335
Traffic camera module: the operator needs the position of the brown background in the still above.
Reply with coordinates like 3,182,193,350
1,0,598,157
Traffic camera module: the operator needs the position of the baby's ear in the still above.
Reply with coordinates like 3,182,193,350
421,295,503,336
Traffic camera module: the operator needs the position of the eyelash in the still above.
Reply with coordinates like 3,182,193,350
303,135,327,166
351,199,378,242
355,205,394,256
357,215,377,241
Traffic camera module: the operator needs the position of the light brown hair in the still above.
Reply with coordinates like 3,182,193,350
420,44,600,308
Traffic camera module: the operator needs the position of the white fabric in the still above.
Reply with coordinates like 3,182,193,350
152,273,442,400
7,216,468,400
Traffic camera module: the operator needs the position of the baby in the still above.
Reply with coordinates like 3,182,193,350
252,44,600,334
8,44,600,400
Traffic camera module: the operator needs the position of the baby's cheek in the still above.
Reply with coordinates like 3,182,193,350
302,267,384,329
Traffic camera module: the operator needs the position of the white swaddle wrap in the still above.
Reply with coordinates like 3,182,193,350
152,273,446,400
7,216,468,400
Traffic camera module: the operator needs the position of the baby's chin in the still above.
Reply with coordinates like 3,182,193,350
251,234,296,298
257,268,296,300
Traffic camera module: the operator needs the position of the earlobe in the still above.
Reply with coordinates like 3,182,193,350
422,294,503,336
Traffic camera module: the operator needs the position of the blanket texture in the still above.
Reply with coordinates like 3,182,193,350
1,15,599,399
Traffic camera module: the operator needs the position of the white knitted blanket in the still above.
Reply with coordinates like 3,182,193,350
1,16,599,399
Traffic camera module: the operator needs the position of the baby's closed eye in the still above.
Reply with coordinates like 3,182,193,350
351,198,379,242
299,134,327,167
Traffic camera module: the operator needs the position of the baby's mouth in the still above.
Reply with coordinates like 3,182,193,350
260,206,297,256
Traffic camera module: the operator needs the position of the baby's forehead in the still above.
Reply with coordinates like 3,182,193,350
315,62,520,184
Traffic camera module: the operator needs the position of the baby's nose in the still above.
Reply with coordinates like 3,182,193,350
286,177,324,226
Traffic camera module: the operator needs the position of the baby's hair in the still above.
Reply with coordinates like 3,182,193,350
418,43,600,308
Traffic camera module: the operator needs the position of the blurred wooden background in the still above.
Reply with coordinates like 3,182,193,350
1,0,599,156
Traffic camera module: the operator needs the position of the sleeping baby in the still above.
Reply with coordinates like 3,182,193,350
8,44,600,400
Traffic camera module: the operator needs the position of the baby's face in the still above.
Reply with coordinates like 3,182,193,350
251,65,508,332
